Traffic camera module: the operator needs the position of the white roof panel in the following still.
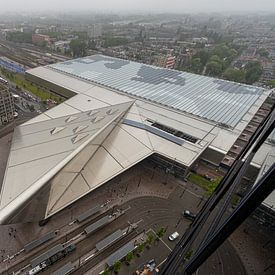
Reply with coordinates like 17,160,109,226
47,55,267,128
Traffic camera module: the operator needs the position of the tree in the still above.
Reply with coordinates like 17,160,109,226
223,68,245,83
190,58,203,74
206,61,223,76
125,251,134,264
146,233,155,247
268,80,275,88
103,36,128,47
244,61,262,84
102,269,109,275
69,39,87,57
257,48,269,58
156,227,166,239
113,261,122,273
6,32,32,43
137,243,145,254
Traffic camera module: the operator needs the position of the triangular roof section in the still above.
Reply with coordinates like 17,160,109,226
0,101,133,224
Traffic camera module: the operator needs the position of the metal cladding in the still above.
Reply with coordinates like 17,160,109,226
84,215,111,235
96,229,123,251
30,244,64,268
24,231,57,252
106,241,135,267
76,205,101,223
51,262,75,275
49,55,266,128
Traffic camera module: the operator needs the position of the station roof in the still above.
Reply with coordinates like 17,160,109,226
106,241,135,267
47,55,266,128
0,55,271,224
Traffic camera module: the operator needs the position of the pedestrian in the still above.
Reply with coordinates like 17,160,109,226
8,232,11,236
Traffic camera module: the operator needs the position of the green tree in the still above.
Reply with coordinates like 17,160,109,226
102,269,109,275
193,50,209,66
137,243,145,253
209,55,222,63
206,61,223,76
156,227,166,239
268,79,275,87
223,68,245,83
125,251,134,263
257,48,269,58
190,58,203,74
244,61,262,84
6,32,32,43
113,261,122,273
146,233,155,246
103,36,128,47
69,39,87,57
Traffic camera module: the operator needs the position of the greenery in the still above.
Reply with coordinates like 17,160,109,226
137,243,145,253
125,251,134,263
102,269,109,275
103,36,128,47
268,79,275,87
184,249,193,261
244,61,262,84
181,43,240,77
187,172,222,196
1,69,62,103
257,48,269,58
6,32,32,43
156,227,166,239
69,39,87,57
113,261,122,273
223,68,245,82
146,232,155,246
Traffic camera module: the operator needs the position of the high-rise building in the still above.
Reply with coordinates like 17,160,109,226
0,82,14,125
88,24,102,39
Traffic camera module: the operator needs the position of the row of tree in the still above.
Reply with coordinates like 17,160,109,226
184,43,241,76
223,61,263,84
102,227,167,274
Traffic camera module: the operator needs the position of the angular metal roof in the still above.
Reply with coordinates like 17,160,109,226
0,101,133,224
48,55,266,128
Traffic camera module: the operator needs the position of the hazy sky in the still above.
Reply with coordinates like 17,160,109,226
0,0,275,13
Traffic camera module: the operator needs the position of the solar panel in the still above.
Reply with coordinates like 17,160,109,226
48,55,266,128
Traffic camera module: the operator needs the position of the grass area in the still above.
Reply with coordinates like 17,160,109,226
187,172,222,196
1,69,63,103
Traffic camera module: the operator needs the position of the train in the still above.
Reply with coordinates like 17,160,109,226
27,244,76,275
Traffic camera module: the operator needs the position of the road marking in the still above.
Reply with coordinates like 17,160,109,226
150,229,172,252
178,185,202,198
157,257,167,267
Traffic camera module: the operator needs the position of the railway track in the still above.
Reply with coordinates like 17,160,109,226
4,206,123,274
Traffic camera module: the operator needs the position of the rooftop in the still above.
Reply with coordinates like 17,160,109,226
47,55,266,128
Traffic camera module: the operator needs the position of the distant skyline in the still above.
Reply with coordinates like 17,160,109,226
0,0,275,13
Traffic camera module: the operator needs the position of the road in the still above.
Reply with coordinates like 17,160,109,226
0,157,246,275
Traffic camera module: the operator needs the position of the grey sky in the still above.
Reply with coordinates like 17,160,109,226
0,0,275,13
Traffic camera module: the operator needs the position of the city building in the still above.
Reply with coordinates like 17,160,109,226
32,34,51,46
0,82,14,125
0,55,272,224
88,24,102,39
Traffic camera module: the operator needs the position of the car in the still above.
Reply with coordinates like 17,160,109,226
182,210,196,221
168,232,179,241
